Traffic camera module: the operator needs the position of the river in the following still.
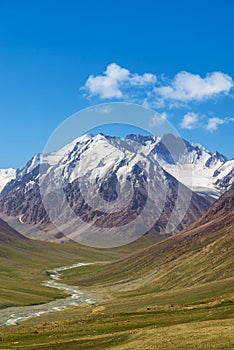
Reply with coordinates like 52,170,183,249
0,262,100,326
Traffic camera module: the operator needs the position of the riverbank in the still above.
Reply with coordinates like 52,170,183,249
0,262,102,326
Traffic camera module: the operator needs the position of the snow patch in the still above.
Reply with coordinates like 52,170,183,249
0,168,16,192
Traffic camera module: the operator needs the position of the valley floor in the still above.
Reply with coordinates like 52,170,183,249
0,211,233,349
0,266,233,349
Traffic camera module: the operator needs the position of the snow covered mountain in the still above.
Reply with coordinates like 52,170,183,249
124,133,233,197
1,134,232,197
212,159,234,192
0,134,212,243
145,134,233,198
0,133,232,244
0,168,16,193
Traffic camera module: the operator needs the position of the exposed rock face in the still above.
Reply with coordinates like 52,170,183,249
0,133,223,242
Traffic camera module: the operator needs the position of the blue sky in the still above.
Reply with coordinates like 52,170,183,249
0,0,234,168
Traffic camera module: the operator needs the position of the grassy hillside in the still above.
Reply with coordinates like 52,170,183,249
0,277,233,349
0,188,233,349
61,191,234,291
0,218,159,309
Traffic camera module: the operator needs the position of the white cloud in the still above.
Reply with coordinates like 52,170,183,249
156,71,234,102
206,117,225,132
84,63,157,99
131,73,157,86
180,112,200,129
84,64,128,99
82,64,234,109
205,116,234,132
150,112,167,126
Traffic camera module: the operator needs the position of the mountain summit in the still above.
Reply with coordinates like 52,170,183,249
0,133,232,245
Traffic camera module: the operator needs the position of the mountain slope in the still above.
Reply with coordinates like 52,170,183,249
0,187,233,350
0,215,151,310
62,185,234,290
0,134,233,197
0,217,27,243
125,133,233,197
187,183,234,231
148,134,232,197
0,134,212,245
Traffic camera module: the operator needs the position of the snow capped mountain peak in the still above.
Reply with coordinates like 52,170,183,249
0,168,16,192
11,133,232,198
191,142,208,152
0,132,232,244
0,133,233,200
125,134,159,145
0,132,212,244
153,137,229,197
17,153,41,178
205,151,228,169
213,158,234,191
